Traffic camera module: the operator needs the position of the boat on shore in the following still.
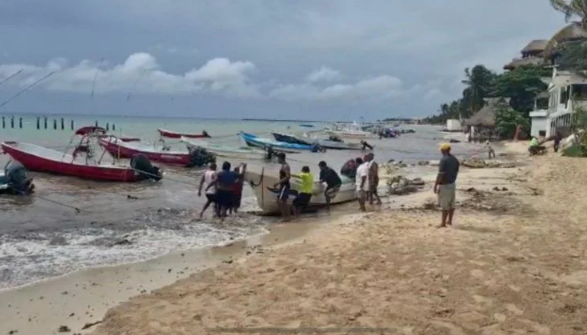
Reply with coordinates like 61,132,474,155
99,137,191,165
181,137,267,160
245,168,357,214
272,132,363,150
1,141,162,182
158,128,210,139
240,132,313,153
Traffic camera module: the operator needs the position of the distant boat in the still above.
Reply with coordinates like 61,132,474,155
299,124,314,128
157,128,211,139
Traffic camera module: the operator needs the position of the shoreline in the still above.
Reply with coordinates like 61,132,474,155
1,142,518,335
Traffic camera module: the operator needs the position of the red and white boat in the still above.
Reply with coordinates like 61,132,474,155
99,137,190,165
0,141,158,182
157,128,211,139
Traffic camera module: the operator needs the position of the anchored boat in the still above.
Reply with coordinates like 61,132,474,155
181,137,267,160
99,137,191,165
272,132,364,150
158,128,211,139
240,132,314,153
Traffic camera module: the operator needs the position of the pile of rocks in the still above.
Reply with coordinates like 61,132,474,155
387,175,426,195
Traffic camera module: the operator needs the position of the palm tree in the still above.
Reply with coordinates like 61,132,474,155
550,0,587,24
461,65,495,114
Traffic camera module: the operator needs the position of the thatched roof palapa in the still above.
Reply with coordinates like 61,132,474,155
503,57,543,70
465,97,510,127
544,22,587,57
521,39,548,54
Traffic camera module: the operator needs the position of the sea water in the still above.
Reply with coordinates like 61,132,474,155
0,116,471,289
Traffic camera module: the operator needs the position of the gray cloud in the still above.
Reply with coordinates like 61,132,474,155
0,0,567,120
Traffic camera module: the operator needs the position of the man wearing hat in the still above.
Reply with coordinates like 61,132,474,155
434,143,460,228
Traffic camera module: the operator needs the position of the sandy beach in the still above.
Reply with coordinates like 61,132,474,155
3,142,587,335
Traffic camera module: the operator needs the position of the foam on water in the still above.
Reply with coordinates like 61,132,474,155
0,206,268,290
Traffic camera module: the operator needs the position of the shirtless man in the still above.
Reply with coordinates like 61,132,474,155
365,153,382,205
273,153,291,221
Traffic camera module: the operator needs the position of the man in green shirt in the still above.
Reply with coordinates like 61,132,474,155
291,166,314,217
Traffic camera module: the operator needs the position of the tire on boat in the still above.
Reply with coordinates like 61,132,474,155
130,154,163,181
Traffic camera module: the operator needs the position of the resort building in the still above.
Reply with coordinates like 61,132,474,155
503,39,548,71
543,69,587,137
529,91,550,137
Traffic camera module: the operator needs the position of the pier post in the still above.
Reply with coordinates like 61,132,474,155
1,116,4,129
10,116,14,129
106,122,109,131
112,124,116,131
37,116,40,129
19,117,22,129
95,120,98,127
44,117,48,129
53,119,57,130
61,118,64,130
71,119,74,130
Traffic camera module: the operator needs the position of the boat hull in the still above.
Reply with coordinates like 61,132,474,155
272,132,363,150
182,138,266,160
241,132,311,152
100,139,190,165
326,130,372,139
158,128,209,139
245,170,356,214
1,142,144,182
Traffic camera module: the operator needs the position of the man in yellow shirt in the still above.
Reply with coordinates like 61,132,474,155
291,166,314,217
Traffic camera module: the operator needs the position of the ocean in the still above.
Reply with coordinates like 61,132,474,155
0,115,473,290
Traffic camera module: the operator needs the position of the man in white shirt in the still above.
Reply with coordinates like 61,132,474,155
355,157,369,211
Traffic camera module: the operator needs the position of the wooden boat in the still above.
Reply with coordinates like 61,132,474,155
75,125,140,142
158,128,211,139
245,168,357,214
272,132,363,150
99,137,191,165
181,137,267,160
326,122,373,139
1,141,159,182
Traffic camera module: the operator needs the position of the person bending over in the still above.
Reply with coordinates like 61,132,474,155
318,161,342,211
291,166,314,217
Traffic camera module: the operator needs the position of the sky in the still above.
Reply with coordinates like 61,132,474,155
0,0,571,121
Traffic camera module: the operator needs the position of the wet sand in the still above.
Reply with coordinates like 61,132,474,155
81,141,587,335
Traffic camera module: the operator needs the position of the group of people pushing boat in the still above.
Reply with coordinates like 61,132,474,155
195,148,383,221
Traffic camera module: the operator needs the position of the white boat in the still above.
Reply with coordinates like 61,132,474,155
245,168,357,214
326,122,373,139
181,137,267,160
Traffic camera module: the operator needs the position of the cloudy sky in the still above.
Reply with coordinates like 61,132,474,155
0,0,569,120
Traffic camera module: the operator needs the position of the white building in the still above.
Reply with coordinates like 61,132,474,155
529,91,549,137
544,69,587,137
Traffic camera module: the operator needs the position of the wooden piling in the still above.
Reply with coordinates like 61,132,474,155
10,116,14,129
37,116,40,129
95,120,98,127
1,116,5,129
71,119,74,130
106,122,109,131
112,124,116,131
61,118,64,130
53,119,57,130
44,117,48,129
19,117,22,129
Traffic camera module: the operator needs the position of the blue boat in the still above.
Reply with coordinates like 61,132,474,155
299,124,315,128
240,132,314,152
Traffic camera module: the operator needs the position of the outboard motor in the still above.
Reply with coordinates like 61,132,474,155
130,154,163,181
186,147,216,168
0,161,35,195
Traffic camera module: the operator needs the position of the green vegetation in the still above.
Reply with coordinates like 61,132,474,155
423,65,549,125
494,98,530,138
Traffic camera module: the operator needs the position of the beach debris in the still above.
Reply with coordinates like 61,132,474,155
111,238,132,246
81,320,103,330
461,157,516,169
8,330,17,335
417,160,429,166
57,325,70,332
387,175,425,195
449,139,460,143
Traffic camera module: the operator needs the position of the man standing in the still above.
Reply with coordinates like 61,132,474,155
274,153,291,221
355,157,369,212
198,162,218,219
434,143,460,228
318,161,342,211
365,153,382,205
